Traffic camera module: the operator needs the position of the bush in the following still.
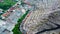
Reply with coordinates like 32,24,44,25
12,10,29,34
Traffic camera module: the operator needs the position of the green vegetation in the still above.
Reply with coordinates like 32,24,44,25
12,10,30,34
0,0,16,10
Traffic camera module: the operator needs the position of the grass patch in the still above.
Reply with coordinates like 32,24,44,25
12,10,30,34
0,0,16,10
